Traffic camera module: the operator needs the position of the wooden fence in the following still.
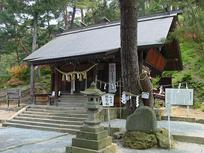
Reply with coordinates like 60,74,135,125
0,88,30,105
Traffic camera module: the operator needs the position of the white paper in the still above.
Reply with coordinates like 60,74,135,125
108,63,117,93
102,94,115,107
142,92,149,99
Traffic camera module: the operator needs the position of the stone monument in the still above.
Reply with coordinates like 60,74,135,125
126,106,157,132
123,106,158,149
67,82,117,153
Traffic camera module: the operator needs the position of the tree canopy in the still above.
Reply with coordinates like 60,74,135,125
0,0,204,105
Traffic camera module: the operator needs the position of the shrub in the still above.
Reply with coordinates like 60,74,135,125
7,78,24,87
8,64,28,78
7,63,29,85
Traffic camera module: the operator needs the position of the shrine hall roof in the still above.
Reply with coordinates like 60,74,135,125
25,11,180,63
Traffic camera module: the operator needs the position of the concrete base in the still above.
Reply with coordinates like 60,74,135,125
72,136,112,150
173,134,204,145
67,143,117,153
67,126,117,153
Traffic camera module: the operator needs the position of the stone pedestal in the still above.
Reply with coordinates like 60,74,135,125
67,82,117,153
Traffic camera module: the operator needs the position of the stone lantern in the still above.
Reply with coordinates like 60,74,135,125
81,82,105,127
67,82,117,153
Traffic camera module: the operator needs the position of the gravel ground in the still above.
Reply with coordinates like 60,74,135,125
0,127,204,153
169,106,204,120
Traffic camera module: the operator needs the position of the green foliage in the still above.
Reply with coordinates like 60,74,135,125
84,0,120,24
151,76,160,89
19,66,30,83
0,0,204,107
145,0,204,106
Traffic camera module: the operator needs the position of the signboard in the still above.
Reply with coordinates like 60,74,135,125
165,88,194,149
142,92,150,99
109,63,117,93
165,89,194,106
101,93,114,107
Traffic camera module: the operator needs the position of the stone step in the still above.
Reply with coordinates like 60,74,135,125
57,102,86,107
18,113,86,121
28,108,86,113
60,94,86,98
59,97,87,101
3,122,79,134
30,105,85,111
4,104,88,134
57,99,87,104
7,119,82,129
23,111,87,117
14,116,84,125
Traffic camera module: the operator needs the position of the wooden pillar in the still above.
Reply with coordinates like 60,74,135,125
94,65,98,83
30,64,35,104
85,79,87,89
54,67,59,97
71,80,75,94
50,66,55,92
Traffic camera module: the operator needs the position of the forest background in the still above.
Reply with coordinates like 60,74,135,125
0,0,204,110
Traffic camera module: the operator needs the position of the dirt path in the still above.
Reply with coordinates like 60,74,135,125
170,106,204,120
0,103,26,123
0,109,16,122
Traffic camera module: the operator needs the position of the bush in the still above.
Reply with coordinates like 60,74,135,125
7,63,29,86
193,102,202,109
200,103,204,112
7,78,24,87
8,64,27,78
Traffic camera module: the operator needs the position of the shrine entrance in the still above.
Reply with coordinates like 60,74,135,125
52,63,112,95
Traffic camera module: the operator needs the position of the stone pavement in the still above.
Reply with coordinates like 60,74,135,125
101,119,204,139
118,142,204,153
0,127,204,153
0,127,74,153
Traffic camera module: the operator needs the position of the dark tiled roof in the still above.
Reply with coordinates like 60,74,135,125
25,12,178,62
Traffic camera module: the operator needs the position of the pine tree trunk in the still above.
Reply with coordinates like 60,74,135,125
30,14,38,103
70,6,76,29
120,0,140,114
32,15,37,52
63,5,69,30
80,8,84,22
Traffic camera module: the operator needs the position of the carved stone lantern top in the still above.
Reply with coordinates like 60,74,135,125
81,82,105,96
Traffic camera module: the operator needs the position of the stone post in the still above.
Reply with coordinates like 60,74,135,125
67,82,117,153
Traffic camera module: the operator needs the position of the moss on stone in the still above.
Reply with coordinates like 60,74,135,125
155,128,174,149
123,128,174,150
123,131,157,149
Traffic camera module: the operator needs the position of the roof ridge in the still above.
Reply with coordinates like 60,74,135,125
56,11,180,37
57,22,120,37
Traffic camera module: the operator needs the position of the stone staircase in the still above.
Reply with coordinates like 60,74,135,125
57,94,88,107
3,95,88,134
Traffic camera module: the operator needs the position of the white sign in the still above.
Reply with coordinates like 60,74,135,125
121,93,127,104
109,63,117,93
102,94,114,107
142,92,150,99
165,89,194,106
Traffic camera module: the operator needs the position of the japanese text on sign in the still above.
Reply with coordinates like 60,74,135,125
101,94,114,107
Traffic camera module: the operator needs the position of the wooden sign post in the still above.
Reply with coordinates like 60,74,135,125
102,93,115,135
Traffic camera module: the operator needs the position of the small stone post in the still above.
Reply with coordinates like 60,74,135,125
67,82,117,153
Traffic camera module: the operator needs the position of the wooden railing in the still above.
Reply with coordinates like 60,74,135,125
0,88,31,106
